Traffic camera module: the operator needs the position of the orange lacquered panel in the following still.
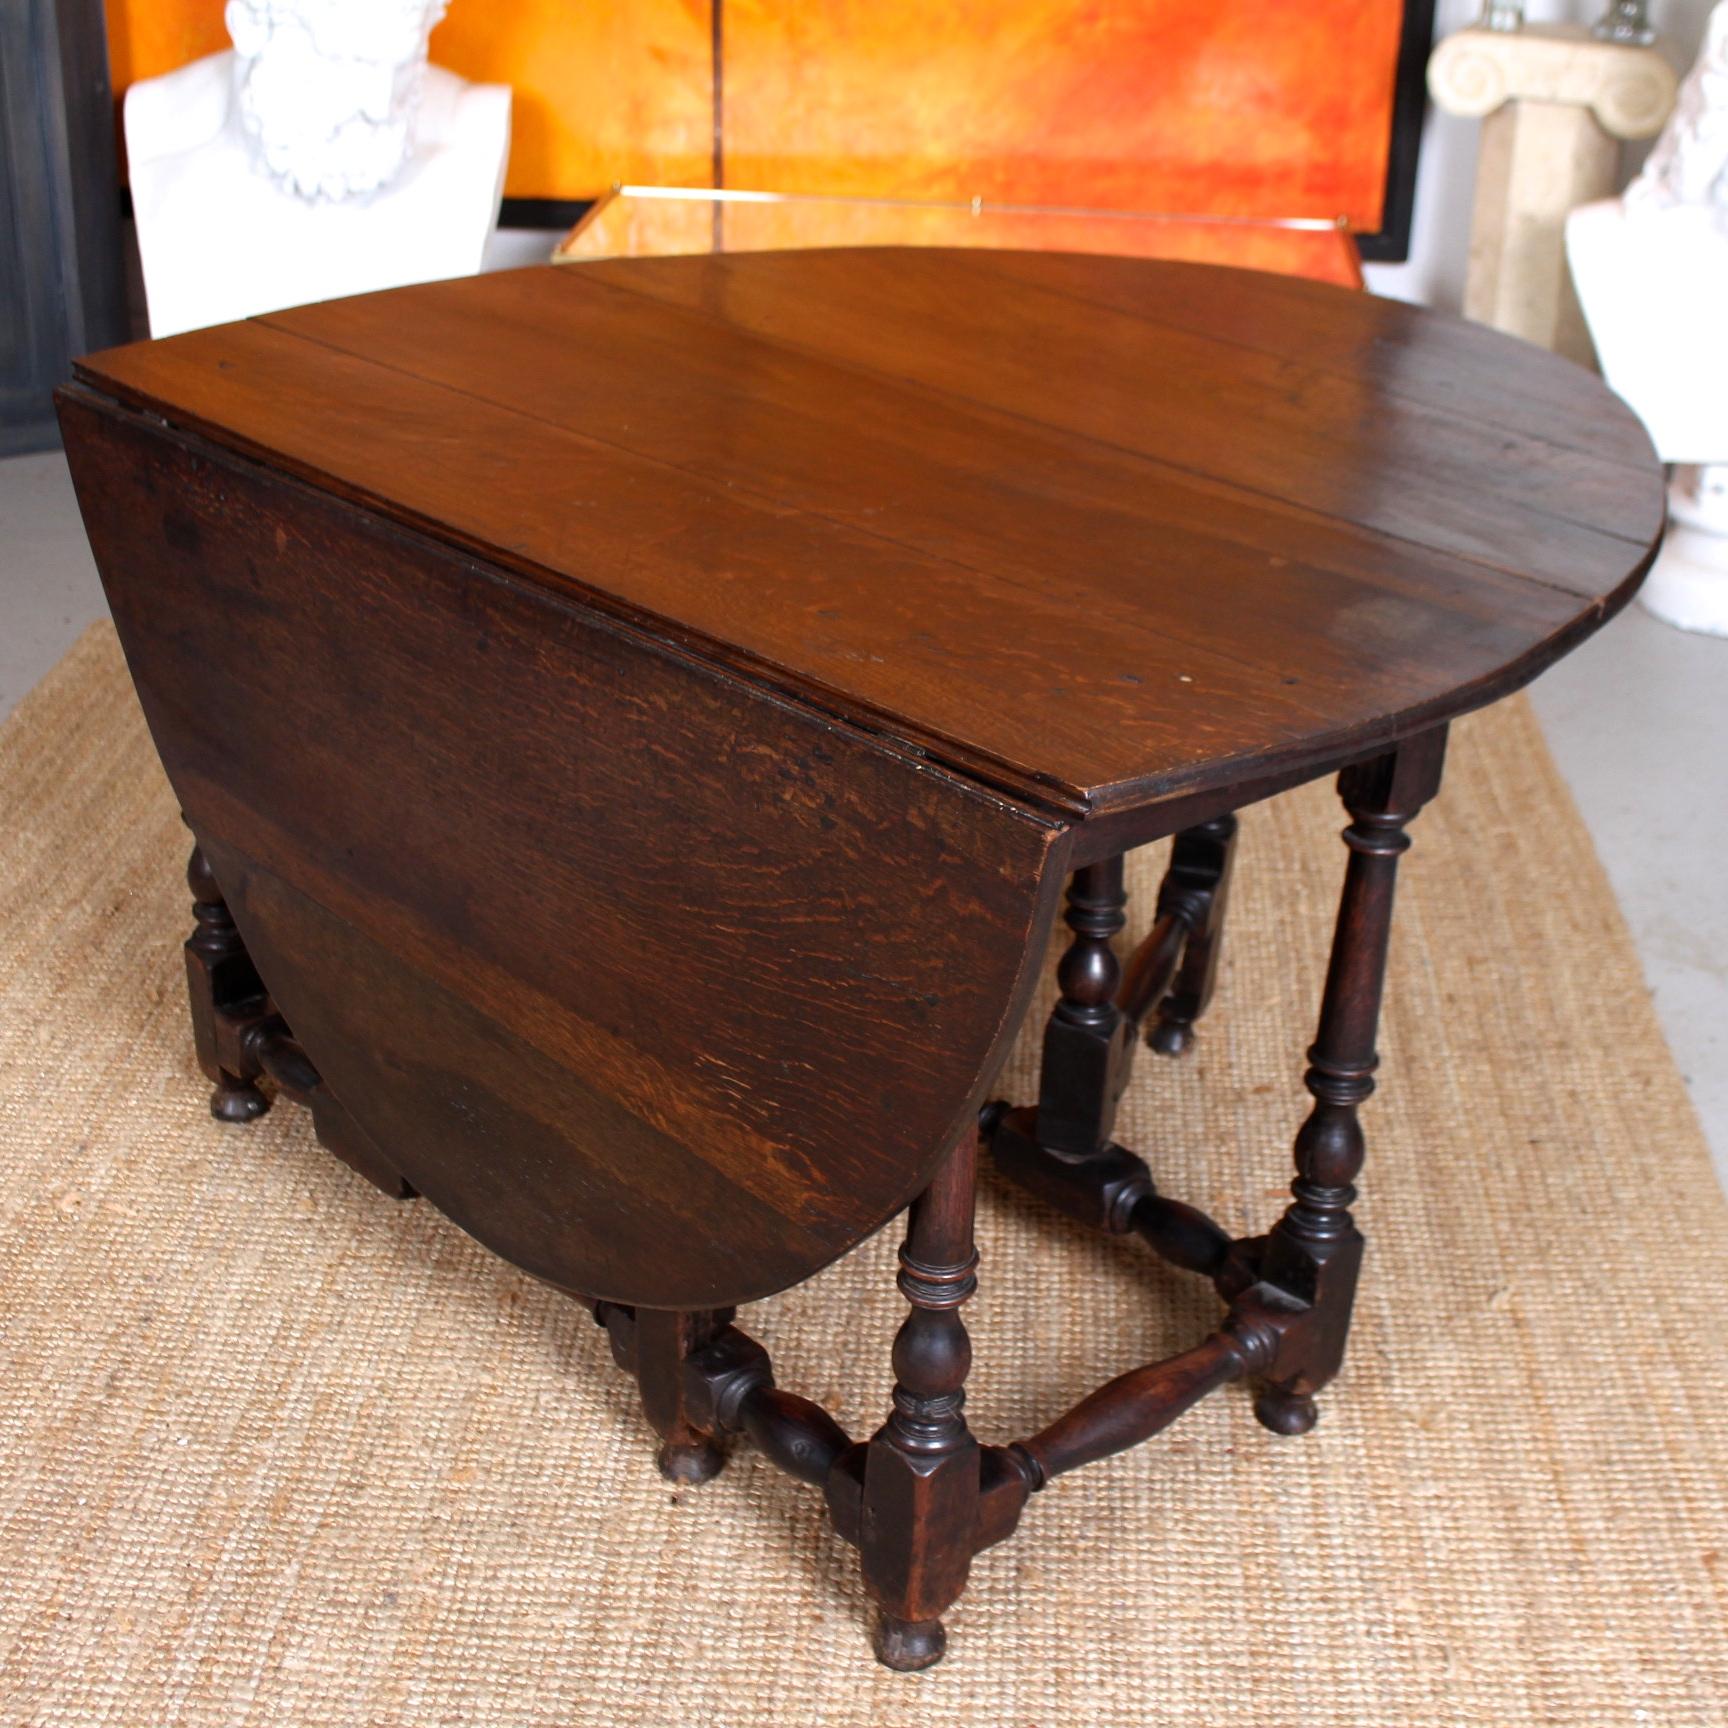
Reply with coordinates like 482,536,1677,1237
554,191,1365,288
426,0,716,196
103,0,228,94
105,1,1405,226
720,0,1402,229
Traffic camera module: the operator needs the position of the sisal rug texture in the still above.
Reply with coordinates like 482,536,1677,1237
1,624,1724,1728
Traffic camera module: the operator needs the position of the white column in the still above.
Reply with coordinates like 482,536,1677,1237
1428,23,1676,362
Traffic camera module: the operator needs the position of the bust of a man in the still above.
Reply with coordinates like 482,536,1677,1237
226,0,449,202
1567,0,1728,634
1567,1,1728,460
123,0,509,339
1625,3,1728,217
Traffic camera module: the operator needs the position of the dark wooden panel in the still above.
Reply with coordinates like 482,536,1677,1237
60,389,1068,1308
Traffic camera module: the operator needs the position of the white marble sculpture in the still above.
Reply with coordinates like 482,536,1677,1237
1568,3,1728,636
227,0,448,202
1624,4,1728,217
126,0,510,339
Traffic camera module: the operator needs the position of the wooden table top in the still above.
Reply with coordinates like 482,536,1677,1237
77,250,1664,824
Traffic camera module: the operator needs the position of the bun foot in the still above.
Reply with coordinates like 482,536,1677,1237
1148,1016,1193,1056
210,1073,269,1123
656,1439,726,1485
1254,1385,1319,1436
873,1614,946,1672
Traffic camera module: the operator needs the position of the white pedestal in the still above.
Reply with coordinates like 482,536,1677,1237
1643,467,1728,637
126,52,511,340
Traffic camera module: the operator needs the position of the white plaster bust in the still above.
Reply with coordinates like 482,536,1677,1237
124,0,509,340
226,0,448,202
1623,1,1728,219
1567,1,1728,635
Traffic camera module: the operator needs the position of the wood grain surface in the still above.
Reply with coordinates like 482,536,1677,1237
74,252,1665,820
59,393,1065,1306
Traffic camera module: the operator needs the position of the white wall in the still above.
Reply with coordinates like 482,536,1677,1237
1363,0,1717,308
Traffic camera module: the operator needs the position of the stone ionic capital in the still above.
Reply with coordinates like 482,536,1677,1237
1428,23,1678,139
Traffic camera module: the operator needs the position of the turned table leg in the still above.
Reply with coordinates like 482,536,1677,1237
1251,728,1447,1435
1030,817,1240,1162
1036,855,1132,1157
1148,814,1238,1056
596,1303,736,1483
564,736,1451,1661
184,843,271,1123
184,841,419,1197
859,1133,981,1671
989,816,1240,1268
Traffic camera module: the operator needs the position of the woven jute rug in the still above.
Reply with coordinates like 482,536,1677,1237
1,624,1723,1727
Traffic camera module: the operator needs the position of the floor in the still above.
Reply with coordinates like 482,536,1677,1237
3,444,1724,1187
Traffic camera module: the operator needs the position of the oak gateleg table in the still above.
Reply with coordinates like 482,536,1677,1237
56,250,1665,1669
